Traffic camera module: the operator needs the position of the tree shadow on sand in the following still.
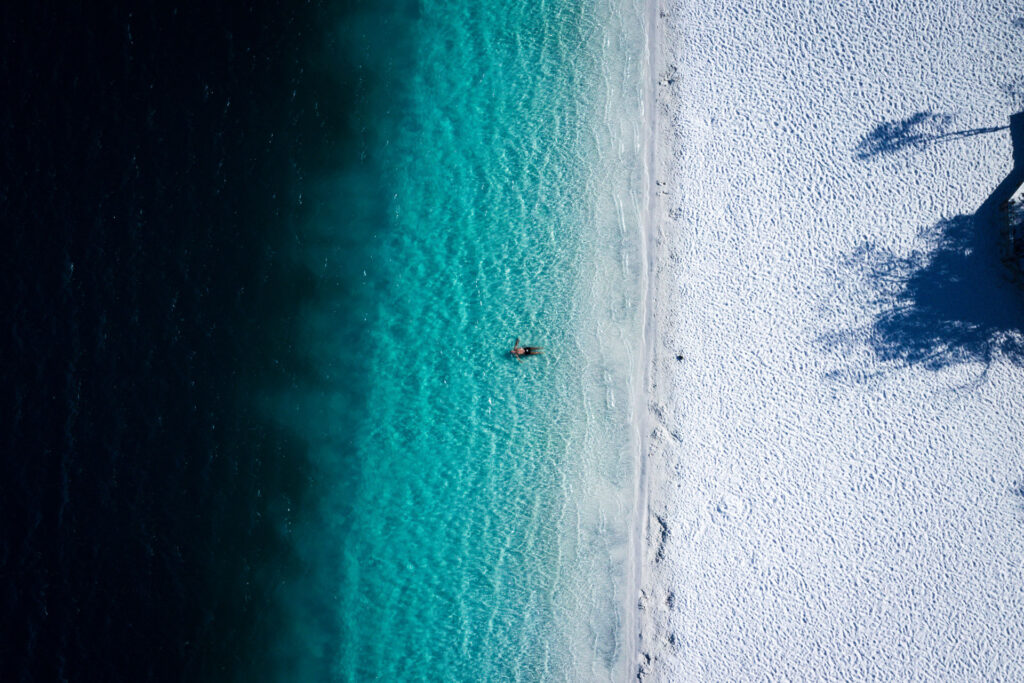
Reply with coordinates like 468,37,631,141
854,111,1009,160
825,113,1024,381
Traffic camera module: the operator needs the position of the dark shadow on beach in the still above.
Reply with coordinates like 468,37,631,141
854,111,1009,160
826,113,1024,378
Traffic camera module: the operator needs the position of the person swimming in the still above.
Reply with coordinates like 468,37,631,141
511,338,542,359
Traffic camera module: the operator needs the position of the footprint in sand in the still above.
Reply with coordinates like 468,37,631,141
709,491,746,526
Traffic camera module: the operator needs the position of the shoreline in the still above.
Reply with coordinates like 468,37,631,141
631,0,662,678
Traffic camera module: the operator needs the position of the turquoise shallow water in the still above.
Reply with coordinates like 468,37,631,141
271,2,648,679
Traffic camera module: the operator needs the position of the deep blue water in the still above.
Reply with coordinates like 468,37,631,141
1,2,384,679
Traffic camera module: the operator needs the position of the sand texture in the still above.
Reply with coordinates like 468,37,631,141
640,0,1024,679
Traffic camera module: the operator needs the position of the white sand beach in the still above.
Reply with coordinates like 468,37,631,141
640,0,1024,678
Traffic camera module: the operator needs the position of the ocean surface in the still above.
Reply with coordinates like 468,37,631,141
2,2,647,680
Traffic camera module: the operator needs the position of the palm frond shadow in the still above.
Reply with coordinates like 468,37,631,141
854,111,1008,160
825,113,1024,381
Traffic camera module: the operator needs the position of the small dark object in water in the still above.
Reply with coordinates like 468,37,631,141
675,355,683,361
511,338,542,360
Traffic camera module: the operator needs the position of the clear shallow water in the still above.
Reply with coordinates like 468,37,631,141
272,2,648,679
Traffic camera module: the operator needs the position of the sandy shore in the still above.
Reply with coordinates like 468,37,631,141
628,0,660,677
639,0,1024,679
